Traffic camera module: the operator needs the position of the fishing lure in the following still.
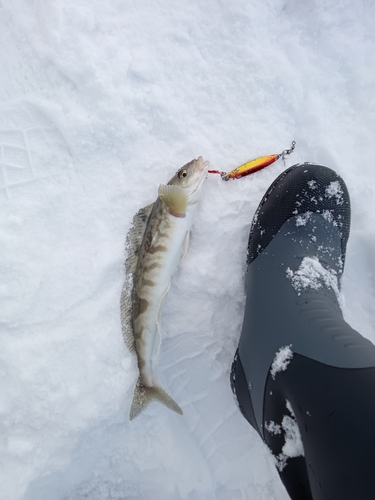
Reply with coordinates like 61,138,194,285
209,141,296,181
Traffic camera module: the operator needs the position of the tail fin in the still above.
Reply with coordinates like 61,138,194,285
129,378,183,420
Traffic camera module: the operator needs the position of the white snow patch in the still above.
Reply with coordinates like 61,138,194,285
322,209,334,223
265,421,282,435
232,388,240,409
286,256,343,308
231,371,240,409
270,345,294,379
325,181,344,205
7,438,34,455
276,400,304,471
286,400,295,417
307,180,317,190
295,211,312,226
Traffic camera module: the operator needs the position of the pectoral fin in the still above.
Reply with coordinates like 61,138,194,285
181,231,190,259
152,283,171,362
158,184,188,218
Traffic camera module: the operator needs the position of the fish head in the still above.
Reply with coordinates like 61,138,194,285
168,157,209,205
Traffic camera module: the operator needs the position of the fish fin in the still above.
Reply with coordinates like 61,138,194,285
152,321,162,362
152,283,171,361
181,230,190,259
130,378,183,420
125,203,154,274
121,203,154,355
158,184,188,217
120,275,137,355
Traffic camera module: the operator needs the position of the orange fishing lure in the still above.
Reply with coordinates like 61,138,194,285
209,141,296,181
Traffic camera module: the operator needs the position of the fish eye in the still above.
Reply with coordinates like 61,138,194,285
178,169,187,179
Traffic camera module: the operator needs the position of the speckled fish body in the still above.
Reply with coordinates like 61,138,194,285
121,157,209,420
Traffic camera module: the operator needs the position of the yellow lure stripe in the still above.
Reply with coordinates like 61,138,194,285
224,154,279,180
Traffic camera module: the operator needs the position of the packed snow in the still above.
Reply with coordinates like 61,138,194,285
1,1,375,499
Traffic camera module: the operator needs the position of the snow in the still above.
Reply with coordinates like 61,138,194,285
1,1,375,499
274,401,304,472
295,211,312,226
322,209,335,224
325,180,344,205
265,421,282,436
286,256,344,308
266,401,304,473
270,346,294,380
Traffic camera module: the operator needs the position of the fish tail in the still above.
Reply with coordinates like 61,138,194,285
129,377,183,420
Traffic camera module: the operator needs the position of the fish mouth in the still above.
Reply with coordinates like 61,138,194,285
196,156,210,171
187,157,209,202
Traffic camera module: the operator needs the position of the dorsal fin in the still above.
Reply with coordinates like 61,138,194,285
125,203,154,274
121,203,154,355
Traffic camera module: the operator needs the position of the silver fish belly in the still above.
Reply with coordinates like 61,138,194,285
121,157,208,420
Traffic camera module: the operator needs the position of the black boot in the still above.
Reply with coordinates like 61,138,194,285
231,163,375,500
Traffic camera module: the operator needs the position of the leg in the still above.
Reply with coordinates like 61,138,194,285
231,164,375,500
264,355,375,500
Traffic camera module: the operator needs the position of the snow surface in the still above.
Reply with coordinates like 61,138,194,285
1,1,375,499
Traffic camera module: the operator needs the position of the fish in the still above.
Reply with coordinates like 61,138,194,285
120,157,209,420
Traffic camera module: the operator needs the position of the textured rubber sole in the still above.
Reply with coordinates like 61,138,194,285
247,163,351,265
